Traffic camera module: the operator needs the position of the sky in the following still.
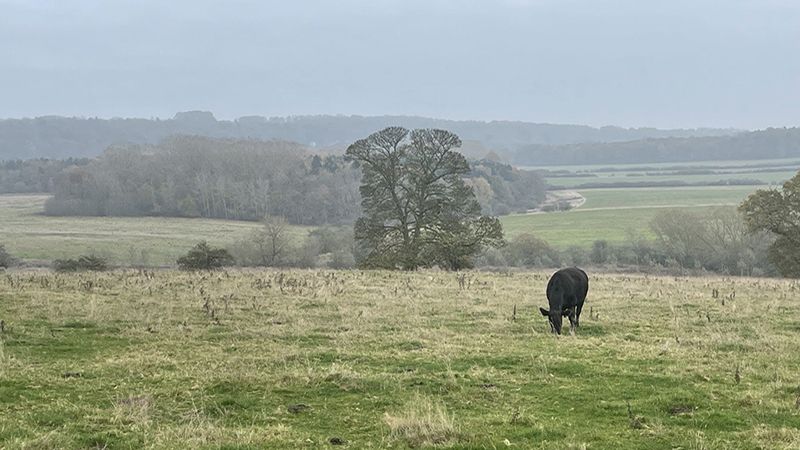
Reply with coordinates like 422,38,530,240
1,0,799,129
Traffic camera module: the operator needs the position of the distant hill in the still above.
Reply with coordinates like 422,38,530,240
513,127,800,166
0,112,737,160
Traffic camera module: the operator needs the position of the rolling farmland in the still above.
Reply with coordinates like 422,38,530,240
1,270,798,448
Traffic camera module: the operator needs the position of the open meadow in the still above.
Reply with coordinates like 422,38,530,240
498,160,799,248
0,195,308,267
500,186,763,248
1,269,799,449
542,170,798,188
0,185,768,266
526,159,800,189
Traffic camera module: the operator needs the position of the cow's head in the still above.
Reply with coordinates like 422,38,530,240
539,307,563,335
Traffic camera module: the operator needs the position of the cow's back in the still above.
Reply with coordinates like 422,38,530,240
566,267,588,301
547,267,589,306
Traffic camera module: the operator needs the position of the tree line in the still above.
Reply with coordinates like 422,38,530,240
0,111,734,160
480,208,777,277
2,172,798,277
0,158,90,193
43,136,361,225
37,135,544,225
514,127,800,166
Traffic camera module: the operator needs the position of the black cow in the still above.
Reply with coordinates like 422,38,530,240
539,267,589,335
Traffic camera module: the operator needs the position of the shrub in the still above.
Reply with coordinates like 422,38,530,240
502,233,561,267
591,240,611,265
53,255,109,272
177,241,234,270
557,200,573,211
0,244,16,268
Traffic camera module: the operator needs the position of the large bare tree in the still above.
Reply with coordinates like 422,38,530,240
346,127,503,270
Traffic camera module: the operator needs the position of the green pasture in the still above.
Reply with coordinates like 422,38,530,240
501,185,765,247
577,186,758,209
520,157,800,173
524,158,800,189
544,170,797,188
501,206,684,247
0,184,769,266
1,270,799,449
0,195,309,266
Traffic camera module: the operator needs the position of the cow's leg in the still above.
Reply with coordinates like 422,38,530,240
567,305,577,335
575,302,584,328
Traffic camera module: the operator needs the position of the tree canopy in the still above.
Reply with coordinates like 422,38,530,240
346,127,504,270
34,136,544,225
739,171,800,277
177,241,235,270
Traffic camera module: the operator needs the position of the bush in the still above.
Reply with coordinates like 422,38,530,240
590,240,611,265
563,246,589,266
53,255,109,272
308,227,355,269
53,259,80,272
502,234,561,267
177,241,234,270
0,244,16,268
473,247,508,267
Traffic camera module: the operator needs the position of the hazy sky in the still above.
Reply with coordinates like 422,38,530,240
1,0,798,129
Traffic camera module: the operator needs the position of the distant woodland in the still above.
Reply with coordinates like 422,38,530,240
0,158,89,193
0,111,735,160
24,136,544,225
514,127,800,165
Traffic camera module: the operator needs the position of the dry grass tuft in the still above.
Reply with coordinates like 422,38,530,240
749,425,800,449
111,395,153,427
384,395,460,447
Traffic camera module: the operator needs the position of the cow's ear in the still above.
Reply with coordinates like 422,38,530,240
539,307,550,316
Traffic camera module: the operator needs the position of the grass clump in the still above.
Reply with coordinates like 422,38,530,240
384,395,460,447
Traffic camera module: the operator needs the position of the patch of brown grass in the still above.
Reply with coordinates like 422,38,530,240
384,395,460,447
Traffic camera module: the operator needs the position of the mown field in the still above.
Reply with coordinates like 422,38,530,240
521,158,800,173
500,159,799,248
525,158,800,189
0,195,309,266
575,186,757,210
502,207,672,247
543,170,797,188
1,269,799,449
0,184,768,264
500,185,764,248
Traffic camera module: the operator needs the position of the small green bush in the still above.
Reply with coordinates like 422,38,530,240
53,255,109,272
177,241,234,270
0,244,16,268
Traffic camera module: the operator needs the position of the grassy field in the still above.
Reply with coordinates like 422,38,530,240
526,158,800,189
1,269,799,449
520,158,800,173
501,206,690,246
543,170,797,188
499,185,765,247
499,160,799,248
0,185,766,265
0,195,309,266
576,186,757,210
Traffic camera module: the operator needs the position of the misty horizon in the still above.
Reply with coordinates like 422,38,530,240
0,110,748,133
2,0,799,130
